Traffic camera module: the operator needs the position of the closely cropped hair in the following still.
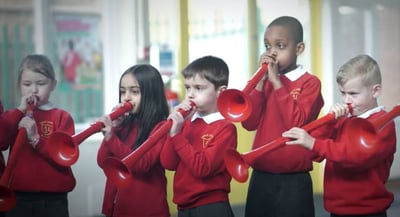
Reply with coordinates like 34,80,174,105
268,16,303,43
336,54,382,87
18,54,56,84
182,55,229,90
118,64,169,149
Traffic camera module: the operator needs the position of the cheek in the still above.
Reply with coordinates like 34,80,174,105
20,85,34,96
133,97,141,112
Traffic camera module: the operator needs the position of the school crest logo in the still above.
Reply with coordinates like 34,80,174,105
201,134,214,148
290,88,302,100
40,121,54,138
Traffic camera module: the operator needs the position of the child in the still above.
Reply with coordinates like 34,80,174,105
96,64,170,217
241,16,324,217
283,54,396,217
0,54,76,217
160,55,237,217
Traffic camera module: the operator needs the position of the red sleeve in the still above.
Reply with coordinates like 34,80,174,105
160,134,181,170
241,82,273,130
97,140,110,168
172,122,237,178
0,109,24,150
102,135,132,159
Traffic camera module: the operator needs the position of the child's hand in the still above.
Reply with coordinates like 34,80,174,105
282,127,315,150
177,100,195,116
99,115,113,141
111,103,128,127
169,100,194,137
330,103,350,119
18,116,40,147
18,95,38,113
258,52,280,89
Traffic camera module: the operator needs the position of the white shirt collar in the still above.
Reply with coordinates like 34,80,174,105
37,101,56,111
283,65,307,81
357,106,385,119
191,111,225,124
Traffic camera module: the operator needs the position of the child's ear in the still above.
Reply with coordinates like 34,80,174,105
372,84,382,98
217,85,227,96
296,42,305,56
51,80,58,91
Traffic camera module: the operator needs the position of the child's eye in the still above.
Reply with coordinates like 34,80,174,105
265,44,271,50
278,43,286,49
129,87,140,94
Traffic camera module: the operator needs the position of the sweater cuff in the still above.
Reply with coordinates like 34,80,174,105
311,139,323,153
171,134,188,151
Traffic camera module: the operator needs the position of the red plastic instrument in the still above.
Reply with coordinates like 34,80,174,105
217,63,268,122
344,104,400,155
46,102,133,167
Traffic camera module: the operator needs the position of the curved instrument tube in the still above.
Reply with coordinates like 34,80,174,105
217,63,268,122
47,102,133,167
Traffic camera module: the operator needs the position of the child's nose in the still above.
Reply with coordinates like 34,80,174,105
31,84,39,93
122,92,132,100
342,94,352,104
186,89,195,99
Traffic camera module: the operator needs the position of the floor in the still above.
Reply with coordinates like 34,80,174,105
231,178,400,217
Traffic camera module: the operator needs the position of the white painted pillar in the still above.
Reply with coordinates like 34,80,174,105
102,0,138,113
33,0,49,54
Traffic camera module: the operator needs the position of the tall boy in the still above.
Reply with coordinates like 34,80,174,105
283,54,396,217
242,16,324,217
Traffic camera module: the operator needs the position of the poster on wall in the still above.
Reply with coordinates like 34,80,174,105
53,14,103,122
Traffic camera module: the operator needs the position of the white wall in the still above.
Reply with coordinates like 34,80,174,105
68,135,105,217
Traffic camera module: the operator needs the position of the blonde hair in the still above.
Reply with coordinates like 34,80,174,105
336,54,381,87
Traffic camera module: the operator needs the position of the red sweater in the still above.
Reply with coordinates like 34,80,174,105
0,100,8,175
242,70,324,173
0,105,76,192
97,121,170,217
160,113,237,209
311,109,396,215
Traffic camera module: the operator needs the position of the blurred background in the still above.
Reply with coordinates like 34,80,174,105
0,0,399,216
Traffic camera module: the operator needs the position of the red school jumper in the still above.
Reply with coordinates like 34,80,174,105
0,100,12,175
0,103,76,192
97,121,170,217
311,107,396,215
160,112,237,210
242,67,324,173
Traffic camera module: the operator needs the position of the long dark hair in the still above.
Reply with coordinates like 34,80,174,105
117,64,170,150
